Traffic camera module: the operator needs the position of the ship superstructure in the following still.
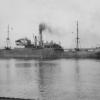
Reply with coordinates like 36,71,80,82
15,23,64,51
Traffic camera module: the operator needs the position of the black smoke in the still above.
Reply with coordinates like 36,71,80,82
39,22,66,36
39,23,52,34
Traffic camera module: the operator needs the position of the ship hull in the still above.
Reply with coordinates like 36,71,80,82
0,48,100,59
0,48,63,59
63,50,98,59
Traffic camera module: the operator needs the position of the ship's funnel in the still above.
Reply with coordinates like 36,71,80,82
39,23,46,33
39,23,46,47
34,36,37,46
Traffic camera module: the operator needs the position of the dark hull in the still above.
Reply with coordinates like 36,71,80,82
0,48,63,59
62,50,98,59
0,48,100,59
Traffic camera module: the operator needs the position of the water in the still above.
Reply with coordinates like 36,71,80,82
0,59,100,100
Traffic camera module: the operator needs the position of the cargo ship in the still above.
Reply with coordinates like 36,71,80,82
0,22,100,59
0,23,64,59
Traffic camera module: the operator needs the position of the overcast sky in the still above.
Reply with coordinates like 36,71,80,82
0,0,100,48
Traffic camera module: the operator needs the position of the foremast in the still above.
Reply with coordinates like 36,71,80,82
6,24,11,49
75,21,80,51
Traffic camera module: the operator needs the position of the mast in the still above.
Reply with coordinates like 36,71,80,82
76,20,79,51
6,24,10,49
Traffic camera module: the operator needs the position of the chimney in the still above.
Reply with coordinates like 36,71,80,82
39,23,45,47
34,36,37,47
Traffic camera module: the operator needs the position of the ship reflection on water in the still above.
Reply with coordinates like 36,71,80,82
0,59,100,100
38,61,61,100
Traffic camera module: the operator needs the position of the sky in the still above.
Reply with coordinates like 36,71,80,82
0,0,100,48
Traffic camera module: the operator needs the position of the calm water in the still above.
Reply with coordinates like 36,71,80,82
0,59,100,100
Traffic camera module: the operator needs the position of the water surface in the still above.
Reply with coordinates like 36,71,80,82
0,59,100,100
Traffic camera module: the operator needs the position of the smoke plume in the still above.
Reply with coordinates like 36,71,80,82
39,22,66,36
39,23,52,33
